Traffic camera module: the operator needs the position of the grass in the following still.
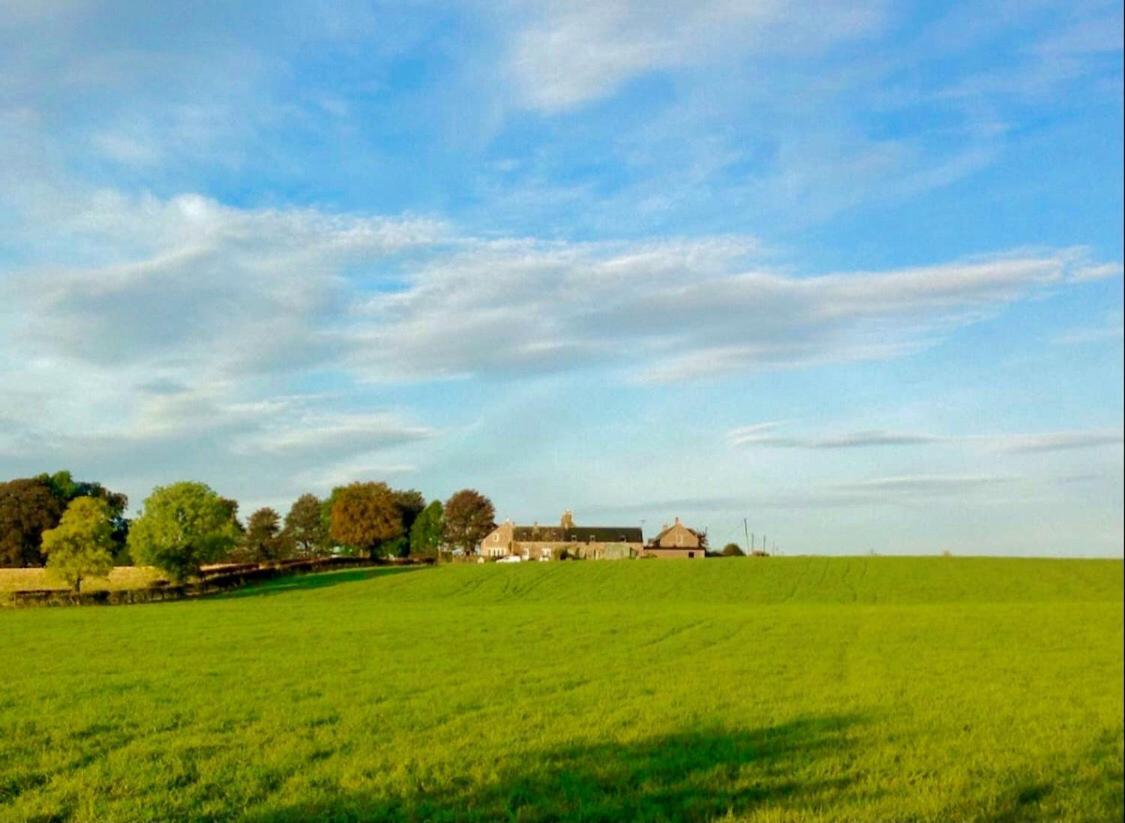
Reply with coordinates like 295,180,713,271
0,557,1121,821
0,566,162,598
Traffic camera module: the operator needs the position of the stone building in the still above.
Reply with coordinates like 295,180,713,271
643,517,706,559
479,511,644,561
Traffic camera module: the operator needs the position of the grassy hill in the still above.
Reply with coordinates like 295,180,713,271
1,558,1121,821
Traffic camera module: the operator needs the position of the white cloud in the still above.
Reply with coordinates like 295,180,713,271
354,240,1105,382
232,412,432,458
998,431,1125,454
506,0,887,112
728,424,1124,453
831,474,1014,495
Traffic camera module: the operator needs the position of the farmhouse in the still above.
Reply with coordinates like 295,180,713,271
643,517,705,559
480,511,644,561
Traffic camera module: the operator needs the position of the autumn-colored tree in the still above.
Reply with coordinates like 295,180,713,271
409,500,444,558
328,482,403,558
127,482,242,582
40,497,116,592
0,477,65,566
283,493,330,557
443,489,495,555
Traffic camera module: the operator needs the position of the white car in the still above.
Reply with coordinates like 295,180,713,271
496,555,523,563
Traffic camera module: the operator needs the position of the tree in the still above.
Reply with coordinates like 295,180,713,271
127,482,242,582
720,543,745,557
393,489,426,556
378,489,427,557
242,507,288,563
443,489,496,556
0,477,65,566
38,470,130,560
328,482,403,558
409,500,444,558
40,497,116,592
283,493,329,558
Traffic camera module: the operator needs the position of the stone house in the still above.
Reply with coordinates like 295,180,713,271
479,511,644,561
643,517,706,559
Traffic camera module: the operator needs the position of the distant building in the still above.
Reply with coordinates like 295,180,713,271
643,517,706,559
479,511,643,561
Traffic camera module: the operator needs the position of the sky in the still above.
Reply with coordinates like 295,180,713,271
1,0,1122,556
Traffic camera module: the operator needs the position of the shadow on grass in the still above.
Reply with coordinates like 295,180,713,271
246,714,867,822
213,566,424,600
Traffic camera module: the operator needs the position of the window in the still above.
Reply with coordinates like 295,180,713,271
688,551,695,558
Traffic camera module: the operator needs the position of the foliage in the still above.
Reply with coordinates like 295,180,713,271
409,500,444,558
442,489,496,554
283,494,330,558
721,543,745,556
388,489,427,557
0,558,1120,821
126,482,242,582
39,497,117,592
394,489,426,535
38,470,131,561
328,482,403,558
242,507,289,563
0,477,65,567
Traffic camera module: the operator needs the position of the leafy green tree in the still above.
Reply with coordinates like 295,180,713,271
328,482,403,558
40,497,116,592
38,470,130,560
127,482,242,582
376,489,427,558
443,489,495,556
409,500,444,558
0,477,65,566
283,493,330,557
242,507,288,563
387,489,426,557
395,489,426,532
720,543,745,557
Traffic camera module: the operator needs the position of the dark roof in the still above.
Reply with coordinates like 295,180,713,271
513,525,643,543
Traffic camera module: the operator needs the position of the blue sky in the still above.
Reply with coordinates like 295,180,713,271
1,0,1121,555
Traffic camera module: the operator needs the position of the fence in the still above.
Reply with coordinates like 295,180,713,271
4,555,433,608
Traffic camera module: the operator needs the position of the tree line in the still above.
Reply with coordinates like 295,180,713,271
0,471,497,590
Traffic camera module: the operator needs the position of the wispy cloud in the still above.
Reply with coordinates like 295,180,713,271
728,425,1124,453
832,474,1014,495
354,242,1109,382
232,412,432,458
505,0,887,112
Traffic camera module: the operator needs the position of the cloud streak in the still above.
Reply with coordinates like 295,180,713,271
729,425,1124,453
505,0,887,112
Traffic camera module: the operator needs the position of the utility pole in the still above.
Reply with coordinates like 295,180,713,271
743,518,750,554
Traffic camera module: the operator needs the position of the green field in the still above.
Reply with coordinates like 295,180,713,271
1,558,1121,822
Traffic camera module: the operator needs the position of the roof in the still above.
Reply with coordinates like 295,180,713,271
512,525,643,543
651,522,704,542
